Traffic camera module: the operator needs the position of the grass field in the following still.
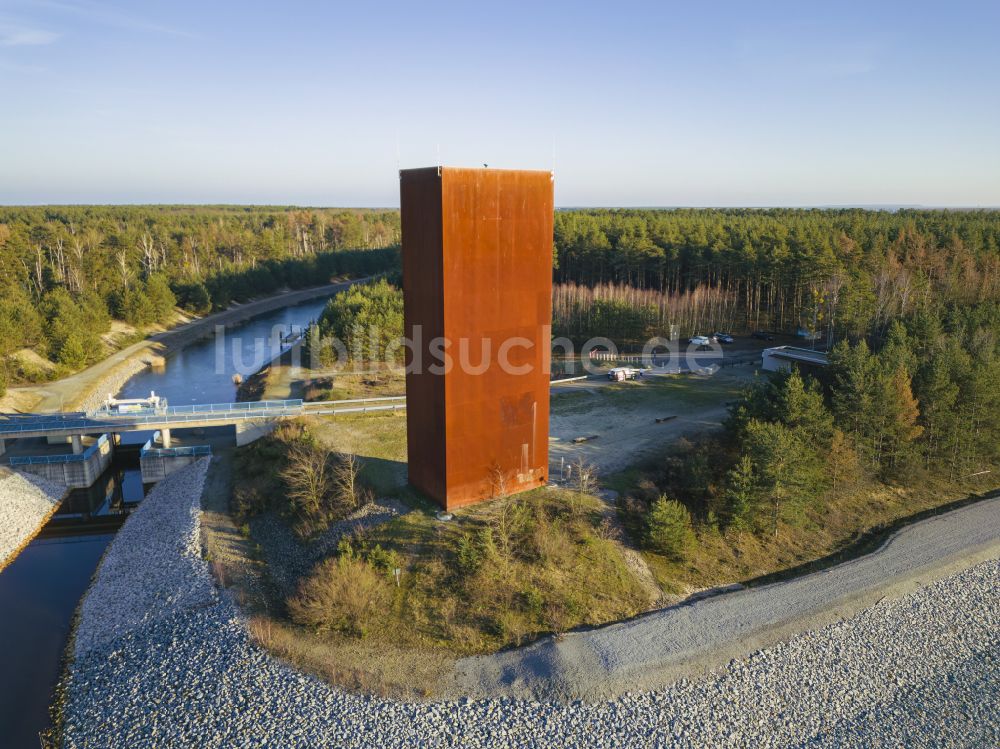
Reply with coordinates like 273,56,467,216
551,372,746,416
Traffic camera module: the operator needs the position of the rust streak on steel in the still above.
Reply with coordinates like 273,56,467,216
400,166,553,510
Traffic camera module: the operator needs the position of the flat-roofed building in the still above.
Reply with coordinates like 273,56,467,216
761,345,829,373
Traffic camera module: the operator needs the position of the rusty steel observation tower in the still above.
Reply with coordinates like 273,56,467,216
400,167,554,510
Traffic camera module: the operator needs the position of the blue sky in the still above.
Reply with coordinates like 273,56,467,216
1,0,998,206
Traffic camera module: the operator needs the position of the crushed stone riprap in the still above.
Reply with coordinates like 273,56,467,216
0,468,66,570
61,459,1000,747
72,458,214,656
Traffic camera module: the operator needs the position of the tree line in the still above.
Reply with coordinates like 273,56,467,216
553,208,1000,342
0,205,400,389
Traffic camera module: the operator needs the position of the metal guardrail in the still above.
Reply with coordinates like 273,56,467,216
0,397,404,436
305,396,406,415
308,396,404,405
308,404,406,416
9,434,109,466
158,399,304,416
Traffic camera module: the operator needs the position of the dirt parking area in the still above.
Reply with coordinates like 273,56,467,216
548,347,767,477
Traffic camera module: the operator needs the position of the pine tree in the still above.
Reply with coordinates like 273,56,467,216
829,340,879,454
913,348,960,469
723,455,757,531
778,369,834,449
745,420,821,536
646,496,695,560
880,367,923,472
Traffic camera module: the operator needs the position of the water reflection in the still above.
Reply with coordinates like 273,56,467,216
117,297,328,406
42,452,148,538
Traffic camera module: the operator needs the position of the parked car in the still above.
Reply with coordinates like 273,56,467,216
752,331,775,341
713,332,734,344
608,367,643,381
689,335,713,348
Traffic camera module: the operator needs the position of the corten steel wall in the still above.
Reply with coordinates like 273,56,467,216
400,167,553,510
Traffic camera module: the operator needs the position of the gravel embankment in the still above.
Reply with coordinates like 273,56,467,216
72,459,213,655
0,468,66,570
62,460,999,747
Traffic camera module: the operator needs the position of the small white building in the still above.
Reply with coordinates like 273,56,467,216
761,346,829,373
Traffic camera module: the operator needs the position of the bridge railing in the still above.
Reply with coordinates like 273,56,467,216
160,399,304,416
9,434,109,465
0,417,118,435
110,407,304,427
0,407,306,436
0,397,411,436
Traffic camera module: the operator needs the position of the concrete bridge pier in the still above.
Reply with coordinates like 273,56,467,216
160,428,172,449
72,434,83,454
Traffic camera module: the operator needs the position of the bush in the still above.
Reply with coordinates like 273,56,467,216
278,441,366,537
173,281,212,314
645,496,695,560
288,555,391,638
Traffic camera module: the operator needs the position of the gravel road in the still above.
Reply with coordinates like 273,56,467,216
61,459,998,747
0,468,66,570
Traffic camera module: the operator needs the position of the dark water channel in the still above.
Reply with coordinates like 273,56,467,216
0,296,330,747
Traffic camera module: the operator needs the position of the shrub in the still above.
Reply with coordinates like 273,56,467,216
173,281,212,314
645,495,695,560
456,532,484,575
288,555,390,638
280,442,333,528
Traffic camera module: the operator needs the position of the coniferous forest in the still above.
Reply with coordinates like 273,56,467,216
4,203,1000,584
552,208,1000,344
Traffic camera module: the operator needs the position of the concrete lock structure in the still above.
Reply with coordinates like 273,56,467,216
400,167,553,510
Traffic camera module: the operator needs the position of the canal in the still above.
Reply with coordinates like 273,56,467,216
0,295,331,748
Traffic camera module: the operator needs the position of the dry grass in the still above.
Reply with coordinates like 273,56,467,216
301,368,405,402
634,470,1000,598
286,488,652,657
248,616,454,699
306,413,408,495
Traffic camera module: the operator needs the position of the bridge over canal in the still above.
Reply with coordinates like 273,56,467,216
0,396,407,455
